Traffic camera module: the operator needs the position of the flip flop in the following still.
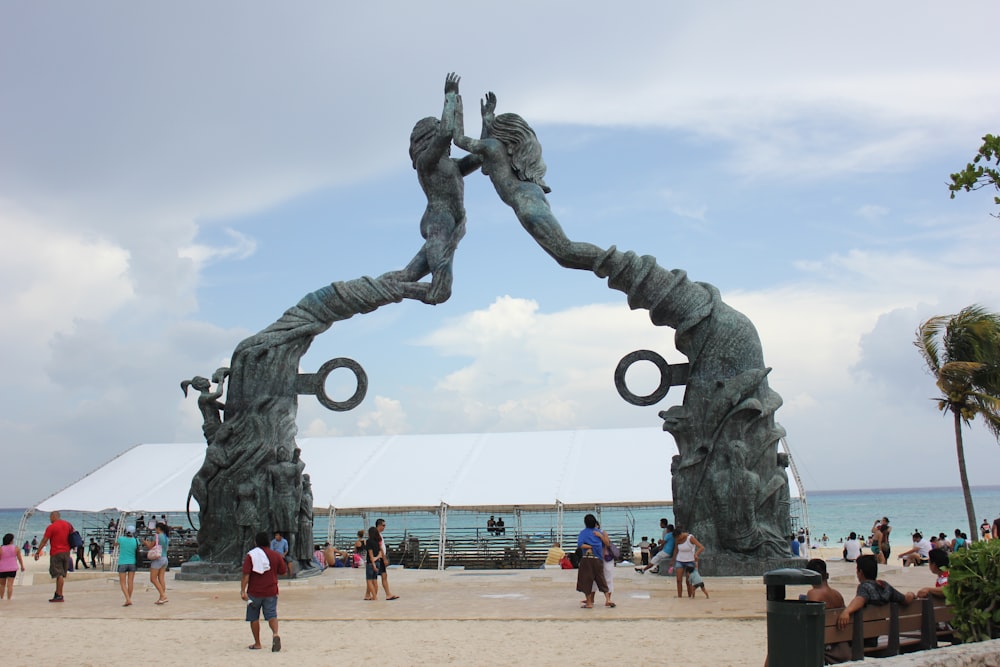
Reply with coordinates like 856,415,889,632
248,645,262,650
123,602,132,607
387,595,400,600
155,599,168,605
272,636,281,653
606,602,617,608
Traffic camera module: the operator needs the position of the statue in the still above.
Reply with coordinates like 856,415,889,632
453,89,793,571
183,74,795,576
180,367,229,443
452,92,603,271
235,481,258,556
268,447,303,545
382,73,482,304
295,474,315,567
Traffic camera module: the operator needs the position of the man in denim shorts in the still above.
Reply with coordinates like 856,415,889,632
241,531,288,651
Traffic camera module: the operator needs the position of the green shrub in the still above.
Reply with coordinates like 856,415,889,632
944,539,1000,642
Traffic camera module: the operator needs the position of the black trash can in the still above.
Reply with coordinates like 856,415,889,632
763,568,825,667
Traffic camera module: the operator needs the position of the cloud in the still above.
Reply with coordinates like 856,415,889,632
178,228,257,267
2,2,1000,505
0,206,133,376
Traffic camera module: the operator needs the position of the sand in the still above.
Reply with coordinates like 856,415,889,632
0,547,939,666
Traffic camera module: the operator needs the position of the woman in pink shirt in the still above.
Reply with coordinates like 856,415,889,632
0,533,26,599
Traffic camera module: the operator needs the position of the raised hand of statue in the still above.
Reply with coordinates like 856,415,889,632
481,91,496,118
444,72,460,95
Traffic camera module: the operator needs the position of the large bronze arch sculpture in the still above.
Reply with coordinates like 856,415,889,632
181,74,799,578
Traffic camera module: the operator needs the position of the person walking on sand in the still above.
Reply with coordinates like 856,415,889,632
1,533,26,599
144,522,169,604
576,513,609,609
375,518,399,600
590,521,617,608
241,531,287,652
74,540,89,569
34,511,73,602
669,526,705,598
116,525,141,606
364,526,381,601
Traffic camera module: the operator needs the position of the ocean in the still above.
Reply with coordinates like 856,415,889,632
4,485,999,552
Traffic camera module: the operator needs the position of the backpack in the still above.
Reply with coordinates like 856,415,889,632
68,530,84,549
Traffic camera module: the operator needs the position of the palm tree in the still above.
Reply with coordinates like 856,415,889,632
915,305,1000,541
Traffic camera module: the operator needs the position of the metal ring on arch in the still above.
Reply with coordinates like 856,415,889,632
614,349,672,407
313,357,368,412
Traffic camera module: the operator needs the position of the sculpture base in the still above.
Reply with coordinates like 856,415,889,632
697,554,807,577
175,561,243,582
176,560,327,581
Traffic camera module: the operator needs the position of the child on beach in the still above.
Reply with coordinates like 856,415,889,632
688,568,709,598
916,548,949,599
0,533,26,599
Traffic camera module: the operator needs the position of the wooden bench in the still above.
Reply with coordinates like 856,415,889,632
823,599,956,662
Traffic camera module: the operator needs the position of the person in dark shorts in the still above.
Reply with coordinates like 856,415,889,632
241,531,288,652
34,511,73,602
364,526,381,601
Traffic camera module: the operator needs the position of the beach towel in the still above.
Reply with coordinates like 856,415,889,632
248,547,270,574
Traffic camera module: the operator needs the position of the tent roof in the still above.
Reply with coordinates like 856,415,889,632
34,428,801,514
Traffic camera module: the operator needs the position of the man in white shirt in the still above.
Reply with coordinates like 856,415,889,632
843,532,862,562
899,531,932,567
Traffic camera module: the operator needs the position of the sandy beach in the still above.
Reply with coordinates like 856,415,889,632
0,547,942,666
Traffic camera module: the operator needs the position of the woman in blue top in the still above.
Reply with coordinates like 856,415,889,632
576,513,610,609
116,525,141,606
143,522,169,604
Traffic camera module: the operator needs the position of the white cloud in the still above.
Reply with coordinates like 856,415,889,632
2,2,1000,505
178,227,257,266
0,206,133,376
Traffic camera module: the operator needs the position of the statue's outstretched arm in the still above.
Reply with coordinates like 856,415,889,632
480,91,496,139
452,95,483,154
449,93,483,174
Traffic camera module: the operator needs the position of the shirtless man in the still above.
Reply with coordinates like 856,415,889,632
804,559,850,664
803,558,845,607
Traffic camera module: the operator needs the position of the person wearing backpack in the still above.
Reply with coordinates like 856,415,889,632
116,525,141,606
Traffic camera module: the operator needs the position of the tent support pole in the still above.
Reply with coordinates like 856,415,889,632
438,503,448,571
327,506,336,546
556,501,564,547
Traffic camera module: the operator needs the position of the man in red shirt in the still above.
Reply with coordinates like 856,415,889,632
33,511,73,602
241,531,288,652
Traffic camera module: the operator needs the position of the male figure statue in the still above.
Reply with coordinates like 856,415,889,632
383,73,482,304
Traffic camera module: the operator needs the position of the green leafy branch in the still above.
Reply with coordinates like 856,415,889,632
949,134,1000,218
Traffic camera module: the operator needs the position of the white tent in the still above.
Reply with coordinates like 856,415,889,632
35,428,689,514
30,428,803,569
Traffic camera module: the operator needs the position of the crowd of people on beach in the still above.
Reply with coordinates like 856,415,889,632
834,514,999,567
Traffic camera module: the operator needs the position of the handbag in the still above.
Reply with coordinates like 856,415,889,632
147,537,162,560
603,540,621,562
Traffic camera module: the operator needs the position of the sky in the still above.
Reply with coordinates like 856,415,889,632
2,1,1000,508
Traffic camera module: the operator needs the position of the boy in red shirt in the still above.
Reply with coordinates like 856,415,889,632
33,511,73,602
241,531,288,652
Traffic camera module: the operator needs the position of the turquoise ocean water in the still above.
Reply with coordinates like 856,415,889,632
5,485,999,552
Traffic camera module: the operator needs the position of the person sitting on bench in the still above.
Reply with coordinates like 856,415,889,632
837,554,915,630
